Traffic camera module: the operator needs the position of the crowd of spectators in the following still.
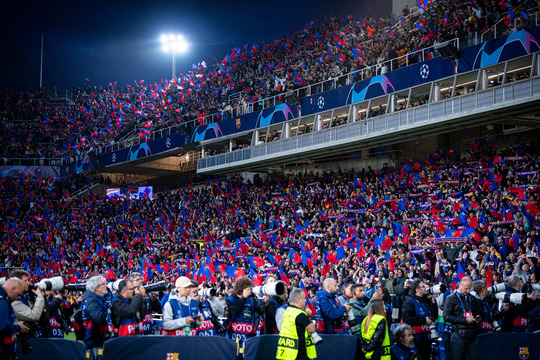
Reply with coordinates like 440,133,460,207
1,141,539,308
1,1,535,161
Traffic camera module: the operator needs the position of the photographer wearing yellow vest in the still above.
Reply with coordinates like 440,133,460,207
276,288,318,360
361,298,391,360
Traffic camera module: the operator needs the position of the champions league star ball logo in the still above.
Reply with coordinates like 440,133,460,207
420,64,429,79
317,96,325,109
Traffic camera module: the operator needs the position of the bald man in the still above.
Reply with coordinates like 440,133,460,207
313,278,352,334
443,277,482,360
1,278,30,358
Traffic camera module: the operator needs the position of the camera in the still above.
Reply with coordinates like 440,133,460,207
491,320,501,332
429,323,439,339
108,279,124,293
65,283,87,292
347,309,361,335
522,283,540,293
487,284,506,294
311,331,323,345
252,280,286,298
143,281,168,292
197,288,217,298
28,276,65,291
427,283,446,296
494,292,527,304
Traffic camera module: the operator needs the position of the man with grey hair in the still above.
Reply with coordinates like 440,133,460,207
276,288,317,360
390,324,420,360
82,276,109,360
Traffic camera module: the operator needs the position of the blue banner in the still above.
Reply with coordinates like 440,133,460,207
458,26,540,72
99,132,187,167
102,335,237,360
301,57,455,116
63,155,97,176
17,338,85,360
190,103,298,142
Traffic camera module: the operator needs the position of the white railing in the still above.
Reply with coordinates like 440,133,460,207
198,74,540,171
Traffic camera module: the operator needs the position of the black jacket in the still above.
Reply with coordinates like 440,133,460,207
111,294,145,328
361,317,388,360
402,295,437,326
225,293,264,320
443,291,481,332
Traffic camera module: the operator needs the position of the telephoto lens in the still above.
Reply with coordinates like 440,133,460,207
198,288,217,297
310,331,323,345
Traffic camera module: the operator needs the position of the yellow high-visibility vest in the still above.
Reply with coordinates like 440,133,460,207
276,306,316,360
361,314,390,360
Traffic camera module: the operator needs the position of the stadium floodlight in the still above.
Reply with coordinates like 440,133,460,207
161,34,188,79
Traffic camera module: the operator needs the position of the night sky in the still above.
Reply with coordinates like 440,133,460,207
1,0,391,92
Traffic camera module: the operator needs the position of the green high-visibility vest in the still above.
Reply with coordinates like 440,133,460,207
361,314,391,360
276,306,317,360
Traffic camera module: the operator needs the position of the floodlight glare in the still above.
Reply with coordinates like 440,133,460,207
160,33,188,78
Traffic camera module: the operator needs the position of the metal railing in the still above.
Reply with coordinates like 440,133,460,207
198,74,540,171
0,158,69,166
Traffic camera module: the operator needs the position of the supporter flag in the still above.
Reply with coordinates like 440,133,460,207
462,227,481,242
226,265,237,279
335,246,345,260
279,266,290,286
443,13,450,24
520,10,528,19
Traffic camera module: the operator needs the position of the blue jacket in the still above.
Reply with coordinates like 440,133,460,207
82,290,109,349
0,287,21,357
315,289,349,334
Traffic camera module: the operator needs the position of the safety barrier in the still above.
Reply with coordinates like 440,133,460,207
476,332,540,360
16,332,540,360
17,338,85,360
102,335,237,360
244,334,359,360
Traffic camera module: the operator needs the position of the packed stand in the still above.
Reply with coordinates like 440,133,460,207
1,1,535,161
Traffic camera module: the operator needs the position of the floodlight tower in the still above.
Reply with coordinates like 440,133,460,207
161,34,188,79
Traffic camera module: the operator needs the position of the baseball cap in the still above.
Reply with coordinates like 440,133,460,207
175,276,193,288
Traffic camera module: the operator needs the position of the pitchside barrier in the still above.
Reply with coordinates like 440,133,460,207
243,334,359,360
17,332,539,360
16,338,85,360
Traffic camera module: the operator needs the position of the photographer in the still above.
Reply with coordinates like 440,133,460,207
190,285,223,336
443,277,481,360
496,275,529,332
9,270,45,336
276,288,317,360
1,278,29,360
402,280,437,360
314,278,352,334
225,276,264,341
470,281,495,333
111,279,146,336
129,273,161,335
263,275,286,334
43,290,67,338
82,276,110,360
162,277,203,336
